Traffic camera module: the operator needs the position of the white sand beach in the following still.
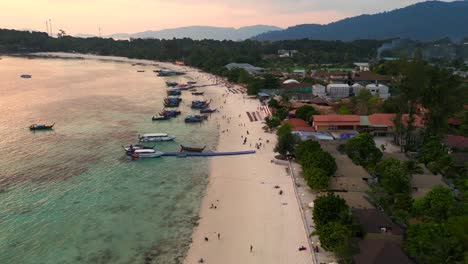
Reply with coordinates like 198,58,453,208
183,72,313,264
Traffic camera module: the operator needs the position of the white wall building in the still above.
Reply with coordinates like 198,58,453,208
327,84,350,99
312,84,326,98
352,83,365,95
366,84,390,99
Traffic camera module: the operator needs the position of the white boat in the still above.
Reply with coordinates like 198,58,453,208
138,133,176,142
130,149,164,158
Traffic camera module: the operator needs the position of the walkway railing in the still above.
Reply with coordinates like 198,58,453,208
288,160,318,264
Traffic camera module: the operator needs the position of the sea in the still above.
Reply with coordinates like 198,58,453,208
0,55,218,264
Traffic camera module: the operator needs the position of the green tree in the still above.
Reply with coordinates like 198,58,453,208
404,223,464,264
276,123,293,138
345,133,382,169
247,78,263,95
263,73,280,89
315,221,356,260
295,140,321,162
313,193,351,227
460,110,468,137
413,185,455,222
304,167,330,190
274,132,297,156
338,104,352,115
268,98,280,109
263,116,281,131
301,150,337,177
274,107,289,120
295,105,318,121
375,158,411,196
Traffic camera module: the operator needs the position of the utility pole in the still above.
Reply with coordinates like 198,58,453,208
45,20,49,36
49,19,53,37
99,26,102,38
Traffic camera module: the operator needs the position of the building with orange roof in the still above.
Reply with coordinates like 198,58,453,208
311,115,360,131
283,118,315,132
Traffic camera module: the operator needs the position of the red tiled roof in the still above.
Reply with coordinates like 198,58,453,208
448,117,461,126
444,135,468,150
312,115,360,122
312,115,361,126
284,118,308,128
368,114,396,127
402,114,425,128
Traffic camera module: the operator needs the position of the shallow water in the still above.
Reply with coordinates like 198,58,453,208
0,56,217,263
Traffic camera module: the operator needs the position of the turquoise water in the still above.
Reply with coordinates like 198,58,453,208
0,56,217,263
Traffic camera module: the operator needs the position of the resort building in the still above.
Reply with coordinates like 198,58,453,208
311,115,360,131
354,62,370,71
327,83,350,99
352,71,392,85
312,84,326,98
366,84,390,99
352,83,365,95
224,63,265,75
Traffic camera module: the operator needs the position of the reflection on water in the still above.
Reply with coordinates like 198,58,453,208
0,56,216,263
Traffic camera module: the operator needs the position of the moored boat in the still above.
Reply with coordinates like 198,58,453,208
200,108,217,114
123,144,155,152
164,97,182,107
166,81,178,87
167,89,181,96
128,149,164,158
160,110,181,117
29,123,55,130
191,99,211,109
191,92,204,96
152,115,170,121
139,133,176,142
21,74,32,79
180,145,206,152
184,115,208,123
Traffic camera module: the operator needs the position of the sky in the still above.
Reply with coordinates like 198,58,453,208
0,0,456,35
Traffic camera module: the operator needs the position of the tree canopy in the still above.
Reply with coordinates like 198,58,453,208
345,133,382,169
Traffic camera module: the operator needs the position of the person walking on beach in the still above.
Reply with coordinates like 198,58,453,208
250,245,253,252
218,233,220,240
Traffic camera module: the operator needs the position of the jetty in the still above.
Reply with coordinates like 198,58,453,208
161,150,255,157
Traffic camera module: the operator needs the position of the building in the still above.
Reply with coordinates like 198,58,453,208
311,115,360,131
367,114,396,136
444,135,468,151
352,83,365,95
224,63,265,75
353,71,391,85
366,83,391,99
312,84,326,97
354,62,370,71
278,49,298,58
411,174,448,198
327,84,350,99
352,209,413,264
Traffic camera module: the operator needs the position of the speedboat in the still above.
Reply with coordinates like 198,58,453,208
184,115,208,123
129,149,164,158
139,133,176,142
123,144,155,152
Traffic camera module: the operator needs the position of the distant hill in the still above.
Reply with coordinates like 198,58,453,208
255,1,468,41
104,25,282,40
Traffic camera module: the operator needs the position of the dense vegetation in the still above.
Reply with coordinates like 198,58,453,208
296,140,336,190
313,194,359,261
255,1,468,42
345,133,383,170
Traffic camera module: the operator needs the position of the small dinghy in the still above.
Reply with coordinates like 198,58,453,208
21,74,32,79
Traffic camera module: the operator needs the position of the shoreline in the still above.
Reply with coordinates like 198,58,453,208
183,76,314,263
8,52,315,263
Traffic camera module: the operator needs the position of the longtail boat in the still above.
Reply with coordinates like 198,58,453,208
29,123,55,130
180,145,206,152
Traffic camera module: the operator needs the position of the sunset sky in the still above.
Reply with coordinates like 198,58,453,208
0,0,455,35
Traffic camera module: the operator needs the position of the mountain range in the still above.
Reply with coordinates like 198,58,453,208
77,25,282,41
255,0,468,41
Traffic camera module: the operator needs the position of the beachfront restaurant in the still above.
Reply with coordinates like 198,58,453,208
311,115,360,131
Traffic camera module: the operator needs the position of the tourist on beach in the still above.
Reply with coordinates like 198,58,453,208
279,190,283,195
218,233,220,240
250,245,253,252
198,258,204,263
204,237,209,242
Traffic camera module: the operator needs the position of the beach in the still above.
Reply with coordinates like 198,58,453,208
183,72,313,263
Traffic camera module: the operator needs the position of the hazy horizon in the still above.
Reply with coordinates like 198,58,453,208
1,0,456,36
